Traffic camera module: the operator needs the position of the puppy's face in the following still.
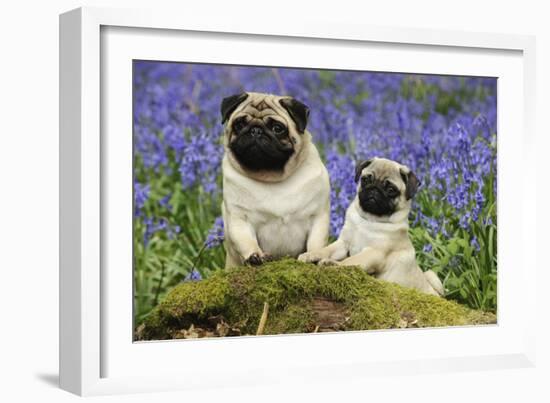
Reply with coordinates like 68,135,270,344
221,92,309,173
354,157,420,217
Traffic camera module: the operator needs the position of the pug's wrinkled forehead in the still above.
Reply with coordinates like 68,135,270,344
355,157,420,200
239,94,285,122
221,92,309,134
361,158,404,182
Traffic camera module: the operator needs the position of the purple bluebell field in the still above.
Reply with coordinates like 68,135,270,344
133,61,497,325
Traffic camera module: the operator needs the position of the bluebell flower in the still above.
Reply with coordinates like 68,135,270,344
143,216,154,247
178,130,223,191
159,194,172,210
325,150,356,236
205,216,224,249
470,236,480,252
142,216,181,246
134,182,150,215
184,269,202,282
459,212,471,230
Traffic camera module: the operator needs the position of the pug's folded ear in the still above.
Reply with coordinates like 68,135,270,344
400,168,421,200
221,93,249,124
279,98,310,133
355,159,374,183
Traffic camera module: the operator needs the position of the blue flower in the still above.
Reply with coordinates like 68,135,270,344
325,150,356,236
134,182,150,216
205,216,224,249
459,212,471,230
159,194,172,210
178,130,223,192
470,236,480,252
184,269,202,282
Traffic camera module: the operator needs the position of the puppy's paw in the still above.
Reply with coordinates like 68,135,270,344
244,252,272,266
298,252,323,264
318,258,340,267
262,253,274,263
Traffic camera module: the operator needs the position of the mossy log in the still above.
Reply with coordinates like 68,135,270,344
136,259,496,340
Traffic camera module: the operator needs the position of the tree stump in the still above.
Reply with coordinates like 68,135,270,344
135,258,496,341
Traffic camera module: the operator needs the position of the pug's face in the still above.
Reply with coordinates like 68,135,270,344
354,157,420,217
221,92,309,173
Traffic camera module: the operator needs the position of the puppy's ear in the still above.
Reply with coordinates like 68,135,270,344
400,168,421,200
279,98,309,133
355,159,374,183
221,93,248,124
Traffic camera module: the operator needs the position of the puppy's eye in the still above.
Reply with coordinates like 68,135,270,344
384,181,398,197
271,122,286,135
362,174,374,184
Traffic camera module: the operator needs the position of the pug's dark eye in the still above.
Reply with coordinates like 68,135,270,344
271,122,286,135
384,181,398,197
233,117,247,132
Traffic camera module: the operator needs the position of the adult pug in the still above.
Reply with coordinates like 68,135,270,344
220,92,330,268
299,157,444,296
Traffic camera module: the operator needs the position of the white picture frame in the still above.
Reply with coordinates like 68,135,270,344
59,6,537,396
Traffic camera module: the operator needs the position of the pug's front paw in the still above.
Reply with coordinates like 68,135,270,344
244,252,272,266
318,258,340,267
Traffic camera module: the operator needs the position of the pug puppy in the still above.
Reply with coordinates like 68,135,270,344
298,157,444,296
221,92,330,268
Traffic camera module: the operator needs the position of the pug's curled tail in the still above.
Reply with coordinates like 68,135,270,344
424,270,445,296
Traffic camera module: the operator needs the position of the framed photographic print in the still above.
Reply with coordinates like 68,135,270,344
60,6,537,396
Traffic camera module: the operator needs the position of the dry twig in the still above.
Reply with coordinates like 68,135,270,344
256,302,270,335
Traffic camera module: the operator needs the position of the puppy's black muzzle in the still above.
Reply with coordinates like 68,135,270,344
358,184,395,216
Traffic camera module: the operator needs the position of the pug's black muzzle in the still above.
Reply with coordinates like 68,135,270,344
230,125,294,171
358,185,396,216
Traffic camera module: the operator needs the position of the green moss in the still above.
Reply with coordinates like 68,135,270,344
266,304,316,335
136,258,496,340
